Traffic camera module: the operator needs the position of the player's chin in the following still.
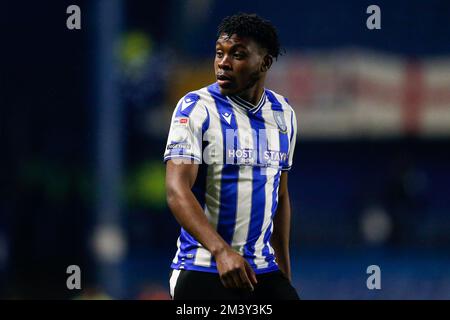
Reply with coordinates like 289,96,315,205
217,80,238,95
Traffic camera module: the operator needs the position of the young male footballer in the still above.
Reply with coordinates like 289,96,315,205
164,13,299,300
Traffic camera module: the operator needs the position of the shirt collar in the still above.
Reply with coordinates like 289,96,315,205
227,91,266,114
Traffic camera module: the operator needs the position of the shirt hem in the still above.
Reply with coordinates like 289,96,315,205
170,263,279,275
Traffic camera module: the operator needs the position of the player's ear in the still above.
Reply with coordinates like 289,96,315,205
261,55,273,72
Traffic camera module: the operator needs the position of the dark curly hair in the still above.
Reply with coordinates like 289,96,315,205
217,13,283,60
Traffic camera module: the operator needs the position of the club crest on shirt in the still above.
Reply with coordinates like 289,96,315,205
273,110,287,133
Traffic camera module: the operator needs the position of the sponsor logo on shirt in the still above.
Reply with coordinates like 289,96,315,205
167,142,191,150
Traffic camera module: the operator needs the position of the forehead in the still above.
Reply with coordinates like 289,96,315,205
216,33,259,50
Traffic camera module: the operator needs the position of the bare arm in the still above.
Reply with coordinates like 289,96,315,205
271,171,293,281
165,160,257,290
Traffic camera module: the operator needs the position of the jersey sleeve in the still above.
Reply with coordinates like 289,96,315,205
282,107,298,171
163,92,208,164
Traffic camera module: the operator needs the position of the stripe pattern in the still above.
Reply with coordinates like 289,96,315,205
165,83,297,274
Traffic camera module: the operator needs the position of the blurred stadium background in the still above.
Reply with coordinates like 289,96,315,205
2,0,450,299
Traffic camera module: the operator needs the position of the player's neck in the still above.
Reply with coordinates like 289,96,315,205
236,84,265,106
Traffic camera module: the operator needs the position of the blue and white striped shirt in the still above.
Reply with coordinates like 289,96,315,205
164,82,297,274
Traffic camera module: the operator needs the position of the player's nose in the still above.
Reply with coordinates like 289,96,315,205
218,54,232,70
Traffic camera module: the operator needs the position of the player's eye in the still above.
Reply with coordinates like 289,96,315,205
233,52,245,59
215,51,224,58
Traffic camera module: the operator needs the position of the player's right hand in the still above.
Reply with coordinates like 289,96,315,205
214,248,258,291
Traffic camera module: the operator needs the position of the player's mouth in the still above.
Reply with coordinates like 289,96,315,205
216,73,234,87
